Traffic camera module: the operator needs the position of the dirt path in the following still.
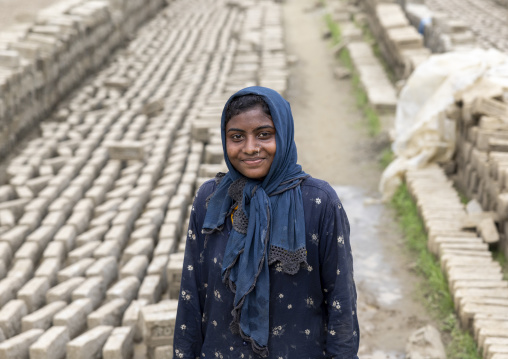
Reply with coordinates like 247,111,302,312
283,1,436,357
0,0,63,31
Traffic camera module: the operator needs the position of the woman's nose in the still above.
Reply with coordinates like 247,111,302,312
243,136,259,154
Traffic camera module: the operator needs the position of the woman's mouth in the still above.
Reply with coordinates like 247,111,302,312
242,158,264,165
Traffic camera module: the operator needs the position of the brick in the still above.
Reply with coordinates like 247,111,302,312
72,276,106,309
21,301,67,332
29,326,69,359
58,258,95,283
102,326,134,359
85,256,118,287
76,225,109,247
0,329,43,359
106,276,140,303
139,301,178,348
53,298,94,339
121,299,149,342
17,277,50,312
93,240,122,260
34,258,60,286
47,277,86,304
42,241,66,263
0,300,27,338
87,298,128,328
138,275,162,304
120,255,148,282
53,225,78,253
67,241,101,264
107,141,145,161
121,239,154,265
0,225,31,252
66,325,114,359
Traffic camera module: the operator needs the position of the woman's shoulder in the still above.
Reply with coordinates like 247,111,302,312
301,177,341,206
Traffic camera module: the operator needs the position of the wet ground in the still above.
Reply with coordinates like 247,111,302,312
283,0,435,356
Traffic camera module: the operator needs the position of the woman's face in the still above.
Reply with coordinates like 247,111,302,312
225,105,276,180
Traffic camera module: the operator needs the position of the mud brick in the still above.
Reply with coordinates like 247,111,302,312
53,298,94,339
0,199,30,219
0,329,43,359
120,256,148,282
107,141,145,161
106,276,140,303
94,198,123,216
76,226,109,247
49,198,74,217
21,301,66,331
47,277,86,303
93,240,122,260
121,239,154,265
17,277,50,312
461,303,508,329
25,176,52,196
67,211,92,235
58,258,95,283
154,236,176,256
14,242,41,264
0,242,12,267
164,209,184,237
67,325,114,359
87,298,128,328
472,97,508,121
112,209,138,228
54,225,78,253
102,326,134,359
38,186,60,202
123,297,148,338
478,217,500,244
166,252,184,283
146,195,171,212
24,197,50,216
104,225,129,247
138,275,162,304
0,209,16,228
115,174,139,188
0,226,30,252
0,300,27,338
85,185,108,205
42,211,67,229
140,301,178,348
8,259,34,283
147,256,169,289
35,258,60,286
131,225,157,242
17,211,42,231
26,225,58,251
72,276,106,309
0,186,15,202
42,242,66,263
135,209,165,229
67,241,101,264
29,326,69,359
89,211,116,228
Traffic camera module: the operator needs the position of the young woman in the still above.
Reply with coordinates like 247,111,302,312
173,87,359,359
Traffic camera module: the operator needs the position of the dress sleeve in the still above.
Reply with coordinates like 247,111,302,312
319,197,359,359
173,183,211,359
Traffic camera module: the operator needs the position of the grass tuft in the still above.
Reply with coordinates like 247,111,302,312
391,184,480,359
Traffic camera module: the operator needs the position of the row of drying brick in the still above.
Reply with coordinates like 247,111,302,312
0,0,291,357
0,0,246,357
0,0,167,158
407,164,508,359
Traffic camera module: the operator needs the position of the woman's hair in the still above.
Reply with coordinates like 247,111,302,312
224,94,271,123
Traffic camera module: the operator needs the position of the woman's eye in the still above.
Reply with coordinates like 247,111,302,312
259,132,271,138
231,134,243,140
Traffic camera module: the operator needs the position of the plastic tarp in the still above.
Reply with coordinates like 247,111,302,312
380,48,508,200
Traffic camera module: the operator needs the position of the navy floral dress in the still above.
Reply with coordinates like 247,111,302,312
173,177,359,359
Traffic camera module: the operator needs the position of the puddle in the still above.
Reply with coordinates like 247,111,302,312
333,185,403,307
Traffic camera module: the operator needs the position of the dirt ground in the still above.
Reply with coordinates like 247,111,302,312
0,0,62,31
283,0,436,356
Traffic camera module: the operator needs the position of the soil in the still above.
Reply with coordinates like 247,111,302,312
283,0,437,356
0,0,62,31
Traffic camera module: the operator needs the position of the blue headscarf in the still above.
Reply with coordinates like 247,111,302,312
203,87,309,357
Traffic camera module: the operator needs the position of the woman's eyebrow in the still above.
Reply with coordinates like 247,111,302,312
226,128,245,133
255,125,275,131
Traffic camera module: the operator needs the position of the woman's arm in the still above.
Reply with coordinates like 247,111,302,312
319,198,360,359
173,183,212,358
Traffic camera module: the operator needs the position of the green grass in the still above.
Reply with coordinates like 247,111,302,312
493,249,508,281
324,14,382,136
379,148,395,169
391,184,480,359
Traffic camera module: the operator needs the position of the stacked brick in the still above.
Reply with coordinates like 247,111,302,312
356,1,430,79
0,0,290,357
451,80,508,249
407,164,508,359
0,0,166,159
404,3,477,54
424,0,508,52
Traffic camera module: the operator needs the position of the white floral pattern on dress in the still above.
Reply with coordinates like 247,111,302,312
337,235,344,245
315,198,321,205
272,325,285,337
311,233,319,245
305,297,314,307
332,300,341,310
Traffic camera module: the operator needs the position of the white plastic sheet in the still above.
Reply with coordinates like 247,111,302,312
380,48,508,200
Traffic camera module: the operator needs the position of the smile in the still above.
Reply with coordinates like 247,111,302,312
242,158,265,165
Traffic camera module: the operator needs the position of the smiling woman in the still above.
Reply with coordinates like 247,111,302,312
173,87,359,359
225,101,277,180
